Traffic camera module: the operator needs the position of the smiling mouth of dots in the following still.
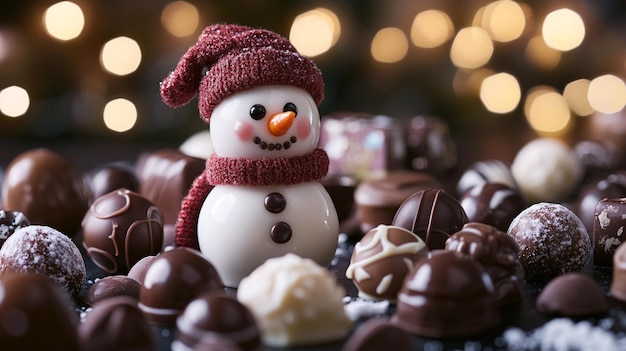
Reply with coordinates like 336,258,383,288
253,136,298,151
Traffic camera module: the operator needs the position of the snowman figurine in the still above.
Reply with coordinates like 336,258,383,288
160,24,339,287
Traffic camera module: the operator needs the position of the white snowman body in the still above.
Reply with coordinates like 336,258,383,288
198,85,339,287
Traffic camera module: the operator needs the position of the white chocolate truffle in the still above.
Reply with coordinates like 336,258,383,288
237,253,351,347
511,138,582,203
179,130,213,159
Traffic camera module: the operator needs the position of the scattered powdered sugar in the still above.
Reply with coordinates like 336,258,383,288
503,318,626,351
343,296,390,321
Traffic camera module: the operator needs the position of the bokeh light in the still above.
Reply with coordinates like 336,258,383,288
525,35,561,70
43,1,85,41
161,1,200,38
103,98,137,132
290,8,340,57
587,74,626,114
453,68,495,96
410,10,454,48
450,27,494,69
100,36,142,76
524,87,571,134
0,86,30,118
481,0,526,42
563,79,594,116
371,27,408,63
480,72,521,113
542,8,585,51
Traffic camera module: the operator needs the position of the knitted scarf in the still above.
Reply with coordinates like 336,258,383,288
175,148,329,249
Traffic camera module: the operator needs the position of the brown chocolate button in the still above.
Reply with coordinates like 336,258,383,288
271,222,292,243
264,192,286,213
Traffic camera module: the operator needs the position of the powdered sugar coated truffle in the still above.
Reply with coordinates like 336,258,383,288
0,225,86,296
507,203,590,281
511,138,582,203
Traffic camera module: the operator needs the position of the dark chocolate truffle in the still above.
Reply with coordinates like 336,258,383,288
445,222,524,305
611,242,626,301
79,296,155,351
391,250,500,337
138,247,223,326
341,318,413,351
536,273,608,317
459,182,526,232
127,254,158,284
0,274,80,350
0,210,29,248
354,171,442,233
405,115,457,174
456,159,517,197
345,225,428,301
575,171,626,233
85,275,141,305
175,292,261,351
507,202,591,281
0,225,86,296
82,188,164,274
1,148,90,235
392,188,468,250
136,149,205,225
594,197,626,267
88,164,139,200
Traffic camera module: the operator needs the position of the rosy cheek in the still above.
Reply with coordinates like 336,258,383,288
235,121,255,142
295,118,311,139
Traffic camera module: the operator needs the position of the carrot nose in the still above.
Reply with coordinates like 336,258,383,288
268,111,296,136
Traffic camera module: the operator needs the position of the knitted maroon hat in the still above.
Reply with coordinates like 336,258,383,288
160,24,325,123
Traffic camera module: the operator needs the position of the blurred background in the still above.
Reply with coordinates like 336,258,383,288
0,0,625,167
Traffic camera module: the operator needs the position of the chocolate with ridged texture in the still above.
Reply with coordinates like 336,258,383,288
459,182,526,232
391,188,468,250
79,296,155,351
0,225,86,296
611,242,626,301
88,164,139,200
136,149,205,225
575,171,626,233
85,275,141,305
1,148,90,235
354,171,441,234
391,250,500,338
594,197,626,267
507,202,591,281
536,273,608,317
0,210,29,248
346,225,428,301
0,274,80,350
82,188,163,275
341,318,413,351
456,159,517,197
404,115,457,175
446,222,524,305
139,247,223,326
175,292,261,350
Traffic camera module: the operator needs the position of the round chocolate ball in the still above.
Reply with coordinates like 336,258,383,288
0,210,30,248
138,247,223,326
459,182,526,232
346,225,428,301
354,171,441,233
575,171,626,233
536,273,608,317
0,225,86,296
85,275,141,305
342,318,413,351
391,250,500,338
0,274,80,350
1,148,90,235
82,188,164,274
79,296,155,351
445,222,524,305
175,292,261,350
87,164,139,200
127,255,158,284
392,188,468,250
507,202,591,281
456,159,517,197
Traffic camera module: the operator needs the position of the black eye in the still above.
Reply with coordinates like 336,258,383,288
283,102,298,116
249,104,266,120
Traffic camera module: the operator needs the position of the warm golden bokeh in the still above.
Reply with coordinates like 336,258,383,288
290,8,341,57
371,27,408,63
100,37,142,76
103,98,137,132
0,86,29,118
480,72,521,113
410,10,454,48
450,27,494,69
43,1,85,41
161,1,200,38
